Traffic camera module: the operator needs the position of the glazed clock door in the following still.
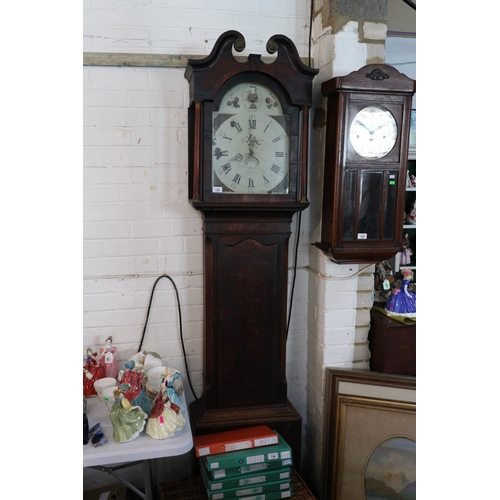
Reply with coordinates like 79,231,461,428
211,82,290,195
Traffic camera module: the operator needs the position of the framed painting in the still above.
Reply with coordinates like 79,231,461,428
322,369,416,500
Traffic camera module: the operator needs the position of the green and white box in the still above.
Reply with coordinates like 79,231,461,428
202,433,292,473
224,489,292,500
204,459,293,481
203,478,292,500
201,463,291,492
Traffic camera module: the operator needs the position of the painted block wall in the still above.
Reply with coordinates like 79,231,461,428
83,0,381,494
304,13,386,494
83,1,316,491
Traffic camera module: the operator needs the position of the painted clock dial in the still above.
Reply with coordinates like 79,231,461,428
349,105,398,159
212,82,290,194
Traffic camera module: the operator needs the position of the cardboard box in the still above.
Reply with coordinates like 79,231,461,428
201,465,291,492
202,433,292,472
194,425,279,457
201,465,292,499
224,489,292,500
83,483,127,500
204,458,293,481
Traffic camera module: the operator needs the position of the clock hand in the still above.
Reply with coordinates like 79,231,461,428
355,120,374,134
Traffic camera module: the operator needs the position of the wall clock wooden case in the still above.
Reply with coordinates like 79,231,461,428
184,31,318,464
315,64,416,263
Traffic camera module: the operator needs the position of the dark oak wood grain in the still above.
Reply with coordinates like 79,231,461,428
184,31,318,468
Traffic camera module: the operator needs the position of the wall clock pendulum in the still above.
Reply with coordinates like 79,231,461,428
184,31,318,465
315,64,416,263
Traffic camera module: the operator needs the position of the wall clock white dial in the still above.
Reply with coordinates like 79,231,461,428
349,105,398,159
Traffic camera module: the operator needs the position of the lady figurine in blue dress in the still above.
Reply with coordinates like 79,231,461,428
385,268,416,318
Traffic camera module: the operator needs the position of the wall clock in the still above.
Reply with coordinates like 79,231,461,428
184,31,318,464
315,64,416,263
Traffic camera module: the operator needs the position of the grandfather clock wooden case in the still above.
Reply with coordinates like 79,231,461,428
184,31,318,464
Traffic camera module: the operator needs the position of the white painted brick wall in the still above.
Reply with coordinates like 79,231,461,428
83,1,383,493
83,1,312,56
83,59,205,407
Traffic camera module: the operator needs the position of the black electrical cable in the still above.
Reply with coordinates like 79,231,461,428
286,2,314,339
286,212,302,339
308,0,313,67
138,274,199,401
401,0,416,10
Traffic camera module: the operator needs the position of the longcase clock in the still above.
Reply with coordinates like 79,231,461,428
315,64,416,263
184,31,318,464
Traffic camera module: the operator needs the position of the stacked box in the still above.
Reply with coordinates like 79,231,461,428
194,425,279,457
197,430,294,499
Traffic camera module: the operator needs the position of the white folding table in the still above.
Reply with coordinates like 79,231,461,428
83,393,193,499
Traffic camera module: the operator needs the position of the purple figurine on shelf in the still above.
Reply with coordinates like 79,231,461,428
385,269,416,318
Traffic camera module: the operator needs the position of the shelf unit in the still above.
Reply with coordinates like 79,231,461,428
392,148,416,282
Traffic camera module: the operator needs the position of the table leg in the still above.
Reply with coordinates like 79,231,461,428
87,464,146,499
143,459,153,500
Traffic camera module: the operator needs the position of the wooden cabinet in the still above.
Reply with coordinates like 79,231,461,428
368,308,415,376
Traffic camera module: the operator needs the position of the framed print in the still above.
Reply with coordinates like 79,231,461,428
322,369,416,500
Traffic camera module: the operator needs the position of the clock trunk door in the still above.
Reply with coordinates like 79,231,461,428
203,217,290,410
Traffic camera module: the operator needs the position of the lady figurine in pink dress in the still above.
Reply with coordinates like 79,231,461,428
99,336,118,379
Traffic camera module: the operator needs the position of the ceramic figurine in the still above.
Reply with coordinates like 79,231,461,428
164,367,184,411
128,351,147,372
406,200,416,225
119,361,151,416
109,384,147,443
98,336,118,379
146,380,186,440
385,269,416,318
400,233,412,266
83,348,105,398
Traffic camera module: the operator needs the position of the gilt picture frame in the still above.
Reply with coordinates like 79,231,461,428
322,369,416,500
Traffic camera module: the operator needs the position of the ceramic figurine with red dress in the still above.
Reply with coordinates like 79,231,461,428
83,348,105,398
146,380,186,440
119,360,151,416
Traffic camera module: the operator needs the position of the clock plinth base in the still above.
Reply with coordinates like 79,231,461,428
189,397,302,471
